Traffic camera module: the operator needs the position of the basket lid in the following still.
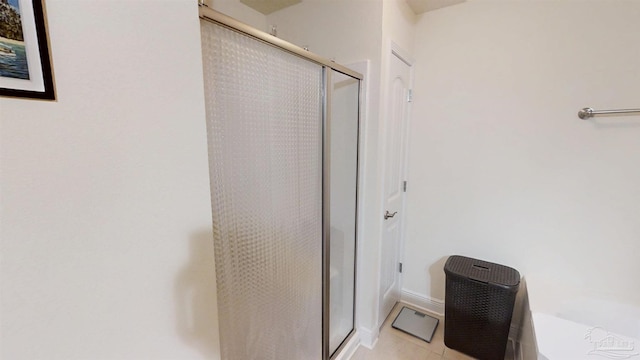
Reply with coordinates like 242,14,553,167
444,255,520,289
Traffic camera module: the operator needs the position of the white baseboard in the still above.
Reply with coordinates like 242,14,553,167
356,325,379,350
333,331,361,360
401,289,523,359
401,289,521,336
401,289,445,316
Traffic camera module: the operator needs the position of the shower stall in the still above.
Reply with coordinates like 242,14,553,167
199,7,361,360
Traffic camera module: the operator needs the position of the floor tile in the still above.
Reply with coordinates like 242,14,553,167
442,347,476,360
426,351,444,360
350,302,520,360
351,302,449,360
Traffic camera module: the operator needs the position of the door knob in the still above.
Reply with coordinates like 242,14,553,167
384,210,398,220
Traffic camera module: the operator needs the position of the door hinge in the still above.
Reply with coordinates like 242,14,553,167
407,89,413,103
403,181,407,192
399,263,403,273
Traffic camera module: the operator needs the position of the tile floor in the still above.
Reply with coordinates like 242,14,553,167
350,303,515,360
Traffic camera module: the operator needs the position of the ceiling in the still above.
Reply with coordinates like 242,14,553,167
240,0,466,16
406,0,466,14
240,0,302,15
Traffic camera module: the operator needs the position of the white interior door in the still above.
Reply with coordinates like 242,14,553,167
379,52,411,326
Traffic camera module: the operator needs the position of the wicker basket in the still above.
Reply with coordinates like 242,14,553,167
444,255,520,360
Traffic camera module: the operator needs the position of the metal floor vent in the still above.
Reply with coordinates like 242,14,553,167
391,306,439,343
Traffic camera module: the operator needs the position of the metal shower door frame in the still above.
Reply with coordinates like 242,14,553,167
199,6,363,359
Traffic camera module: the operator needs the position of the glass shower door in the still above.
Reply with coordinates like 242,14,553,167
201,20,324,360
329,70,360,356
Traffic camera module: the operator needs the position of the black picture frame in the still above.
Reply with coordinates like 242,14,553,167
0,0,55,100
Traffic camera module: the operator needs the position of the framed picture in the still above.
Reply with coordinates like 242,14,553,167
0,0,54,100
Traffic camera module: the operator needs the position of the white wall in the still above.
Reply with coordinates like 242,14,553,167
0,1,219,359
206,0,267,31
405,0,640,314
382,0,416,57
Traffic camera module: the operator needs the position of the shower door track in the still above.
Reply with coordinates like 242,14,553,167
198,5,363,81
199,5,362,360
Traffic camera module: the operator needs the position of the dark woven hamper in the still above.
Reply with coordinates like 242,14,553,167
443,255,520,360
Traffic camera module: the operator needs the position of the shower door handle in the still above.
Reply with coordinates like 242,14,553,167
384,211,398,220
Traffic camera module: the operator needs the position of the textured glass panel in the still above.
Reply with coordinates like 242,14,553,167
329,71,359,355
201,20,323,360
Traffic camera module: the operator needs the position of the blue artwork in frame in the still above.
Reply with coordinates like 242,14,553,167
0,0,55,100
